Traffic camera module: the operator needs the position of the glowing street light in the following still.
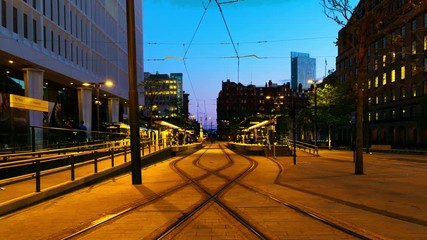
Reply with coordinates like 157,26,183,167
83,80,114,131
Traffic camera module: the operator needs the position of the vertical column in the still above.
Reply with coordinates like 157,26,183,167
78,87,92,136
108,97,119,123
23,68,44,149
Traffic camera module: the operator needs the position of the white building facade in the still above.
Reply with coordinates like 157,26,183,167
0,0,143,146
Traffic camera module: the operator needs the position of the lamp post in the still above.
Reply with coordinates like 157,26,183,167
308,79,318,148
266,95,284,159
83,80,113,132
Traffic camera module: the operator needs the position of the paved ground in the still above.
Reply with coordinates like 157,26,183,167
0,145,426,239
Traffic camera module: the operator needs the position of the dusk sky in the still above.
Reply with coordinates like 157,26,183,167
143,0,359,127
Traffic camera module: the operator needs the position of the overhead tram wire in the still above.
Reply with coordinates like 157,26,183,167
215,0,240,82
181,0,213,109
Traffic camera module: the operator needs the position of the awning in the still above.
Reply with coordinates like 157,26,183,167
155,120,180,130
246,119,273,131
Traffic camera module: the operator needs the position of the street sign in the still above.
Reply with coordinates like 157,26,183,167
9,94,48,112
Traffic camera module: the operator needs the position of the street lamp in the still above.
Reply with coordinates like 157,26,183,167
308,79,319,148
265,95,284,159
83,80,114,132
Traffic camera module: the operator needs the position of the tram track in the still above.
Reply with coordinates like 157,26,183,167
61,143,378,239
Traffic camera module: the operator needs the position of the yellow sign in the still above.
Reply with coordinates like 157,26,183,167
9,94,49,112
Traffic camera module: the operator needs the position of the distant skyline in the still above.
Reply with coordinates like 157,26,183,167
143,0,359,126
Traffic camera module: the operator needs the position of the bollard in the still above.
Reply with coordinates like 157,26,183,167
70,155,75,181
124,146,127,162
111,148,115,167
94,151,98,173
34,160,41,192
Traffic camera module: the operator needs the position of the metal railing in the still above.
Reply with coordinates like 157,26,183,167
0,136,174,194
288,139,319,156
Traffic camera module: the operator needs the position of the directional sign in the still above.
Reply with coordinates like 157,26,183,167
9,94,48,112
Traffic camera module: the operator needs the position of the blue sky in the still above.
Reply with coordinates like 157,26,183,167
143,0,359,126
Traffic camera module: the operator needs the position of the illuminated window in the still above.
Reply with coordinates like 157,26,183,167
412,41,417,55
382,55,386,67
368,79,371,89
374,59,378,70
392,110,396,119
401,66,405,80
391,52,396,63
391,69,395,82
375,112,379,120
375,96,379,104
412,84,417,97
375,76,379,87
424,36,427,50
368,113,371,121
383,73,387,85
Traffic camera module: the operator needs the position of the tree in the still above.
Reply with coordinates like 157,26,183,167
321,0,367,174
309,83,353,149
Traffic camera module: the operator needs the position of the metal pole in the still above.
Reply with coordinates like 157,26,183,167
293,94,297,165
97,85,100,132
126,0,142,184
314,83,317,148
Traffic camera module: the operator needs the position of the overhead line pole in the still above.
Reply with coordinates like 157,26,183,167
126,0,142,184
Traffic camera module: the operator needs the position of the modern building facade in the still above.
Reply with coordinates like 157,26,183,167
336,0,427,148
0,0,143,148
142,72,185,119
291,52,316,90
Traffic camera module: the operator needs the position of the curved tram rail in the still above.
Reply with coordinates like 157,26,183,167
62,143,373,239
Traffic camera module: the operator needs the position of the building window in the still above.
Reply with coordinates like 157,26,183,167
58,35,61,55
391,51,396,63
412,64,417,76
375,112,379,120
424,36,427,50
382,55,386,67
383,73,387,85
2,0,6,28
391,69,396,82
401,66,405,80
374,59,378,70
32,19,37,43
50,30,54,52
392,88,396,101
401,25,405,36
32,0,37,9
412,41,417,55
412,19,416,32
392,110,396,119
12,7,17,33
412,84,417,97
375,76,379,87
23,14,28,38
402,109,406,118
375,96,379,104
43,26,46,48
368,79,371,89
402,87,406,98
401,46,406,59
424,58,427,72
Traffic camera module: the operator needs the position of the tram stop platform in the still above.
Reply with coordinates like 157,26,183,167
0,144,426,239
